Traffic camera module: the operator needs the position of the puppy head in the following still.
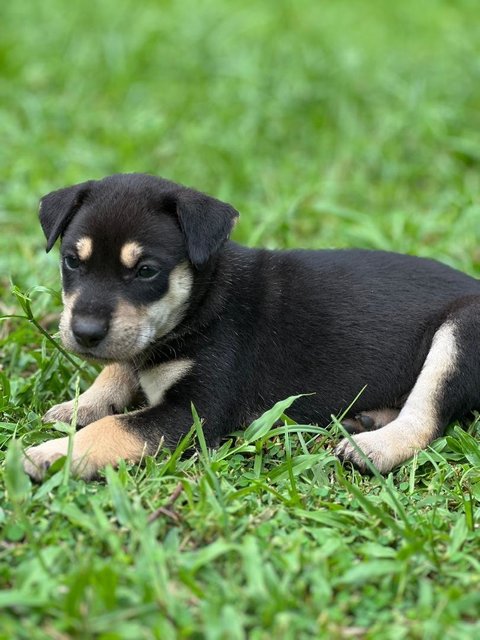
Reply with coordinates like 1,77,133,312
39,173,239,361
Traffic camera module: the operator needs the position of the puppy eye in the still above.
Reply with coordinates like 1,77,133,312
64,255,80,270
137,265,159,279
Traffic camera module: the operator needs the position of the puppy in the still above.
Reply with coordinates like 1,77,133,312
23,173,480,480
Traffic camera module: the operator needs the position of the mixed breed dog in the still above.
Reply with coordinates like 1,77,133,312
22,173,480,480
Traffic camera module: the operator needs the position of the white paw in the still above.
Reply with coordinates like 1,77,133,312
23,437,96,481
335,427,409,474
43,398,113,427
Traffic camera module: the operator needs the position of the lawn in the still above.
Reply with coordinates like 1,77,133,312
1,0,480,637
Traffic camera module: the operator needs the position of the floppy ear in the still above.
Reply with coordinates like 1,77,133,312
39,181,93,252
175,189,239,267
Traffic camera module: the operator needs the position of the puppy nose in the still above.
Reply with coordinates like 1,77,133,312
71,315,109,348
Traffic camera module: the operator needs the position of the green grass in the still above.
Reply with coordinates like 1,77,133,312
1,0,480,637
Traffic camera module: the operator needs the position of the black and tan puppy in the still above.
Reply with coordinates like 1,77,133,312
23,173,480,480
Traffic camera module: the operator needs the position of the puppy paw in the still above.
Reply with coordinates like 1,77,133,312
24,415,146,482
42,364,137,428
22,443,58,482
23,436,94,482
335,428,406,474
43,399,114,428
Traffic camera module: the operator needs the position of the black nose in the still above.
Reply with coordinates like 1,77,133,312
71,315,109,349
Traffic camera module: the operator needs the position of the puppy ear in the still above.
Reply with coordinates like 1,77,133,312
39,181,93,252
175,190,239,267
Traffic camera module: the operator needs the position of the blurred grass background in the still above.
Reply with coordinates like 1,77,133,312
2,0,480,289
1,1,480,637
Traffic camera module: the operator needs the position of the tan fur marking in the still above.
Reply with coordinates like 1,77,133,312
43,363,138,427
142,261,193,341
336,322,458,473
364,408,400,426
59,291,79,347
24,415,147,481
140,359,194,406
120,241,142,269
76,236,93,261
61,290,78,306
343,408,400,433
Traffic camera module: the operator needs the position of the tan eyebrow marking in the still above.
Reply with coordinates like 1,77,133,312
120,241,143,268
76,236,93,261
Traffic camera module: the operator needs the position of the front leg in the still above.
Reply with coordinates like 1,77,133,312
24,401,197,481
43,362,138,427
23,415,146,481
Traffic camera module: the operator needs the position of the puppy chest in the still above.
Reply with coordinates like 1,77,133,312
139,359,193,406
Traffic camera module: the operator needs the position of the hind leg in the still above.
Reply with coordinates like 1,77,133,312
336,303,480,473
